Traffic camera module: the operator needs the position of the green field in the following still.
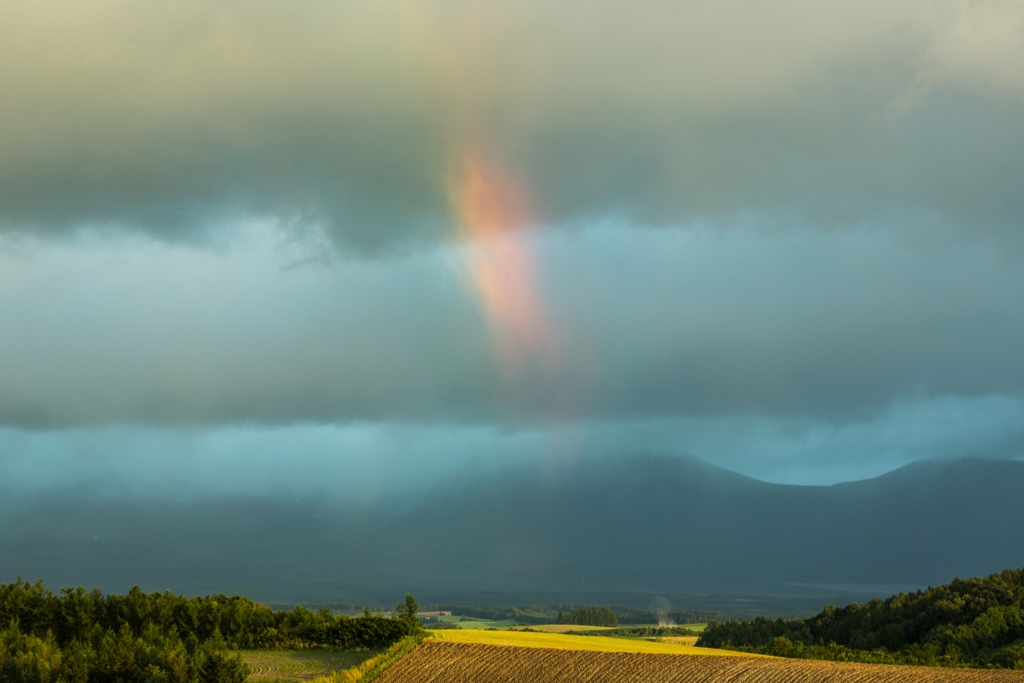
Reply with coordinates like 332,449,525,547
434,615,521,629
581,623,708,632
509,624,614,633
678,623,707,632
240,650,371,681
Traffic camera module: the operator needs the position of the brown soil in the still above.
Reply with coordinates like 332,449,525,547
375,641,1024,683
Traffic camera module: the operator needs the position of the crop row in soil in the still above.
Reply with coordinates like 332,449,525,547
375,641,1024,683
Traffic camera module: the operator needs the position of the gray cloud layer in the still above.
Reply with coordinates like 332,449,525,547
2,0,1023,484
2,225,1022,427
2,393,1023,501
2,0,1023,249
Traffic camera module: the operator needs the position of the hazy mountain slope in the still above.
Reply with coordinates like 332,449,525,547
0,457,1021,602
371,456,1024,593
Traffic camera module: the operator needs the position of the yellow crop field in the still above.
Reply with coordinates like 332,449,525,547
659,636,700,645
376,642,1024,683
427,629,751,656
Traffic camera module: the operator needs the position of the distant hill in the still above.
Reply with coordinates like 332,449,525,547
1,456,1022,605
369,455,1024,594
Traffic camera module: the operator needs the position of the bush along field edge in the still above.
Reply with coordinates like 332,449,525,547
308,634,428,683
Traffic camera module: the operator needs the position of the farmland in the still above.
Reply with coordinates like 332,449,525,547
660,636,701,645
375,641,1024,683
509,624,615,633
240,650,371,681
428,628,750,656
433,615,520,629
677,623,707,632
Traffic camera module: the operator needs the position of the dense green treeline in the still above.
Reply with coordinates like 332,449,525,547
0,580,412,650
557,607,618,627
0,580,416,683
0,621,247,683
698,568,1024,669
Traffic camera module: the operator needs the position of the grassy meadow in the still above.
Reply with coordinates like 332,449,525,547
676,623,707,633
433,615,520,629
241,650,372,681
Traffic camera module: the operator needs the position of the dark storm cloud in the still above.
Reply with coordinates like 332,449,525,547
2,0,1024,442
541,227,1024,420
1,0,1023,249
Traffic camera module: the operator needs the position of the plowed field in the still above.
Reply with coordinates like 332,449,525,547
375,642,1024,683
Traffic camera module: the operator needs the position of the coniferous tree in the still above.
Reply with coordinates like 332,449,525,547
394,595,420,635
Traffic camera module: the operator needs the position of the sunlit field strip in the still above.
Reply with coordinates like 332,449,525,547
508,623,707,634
427,628,755,656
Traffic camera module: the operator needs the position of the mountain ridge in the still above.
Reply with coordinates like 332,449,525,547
1,455,1021,604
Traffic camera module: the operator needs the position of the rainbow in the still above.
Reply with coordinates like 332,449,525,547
450,151,556,376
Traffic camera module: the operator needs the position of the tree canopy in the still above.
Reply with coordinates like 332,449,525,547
0,579,414,683
557,607,618,628
698,568,1024,669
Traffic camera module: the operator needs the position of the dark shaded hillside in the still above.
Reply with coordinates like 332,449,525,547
369,456,1024,594
1,456,1022,602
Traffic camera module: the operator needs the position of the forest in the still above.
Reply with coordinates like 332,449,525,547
556,607,618,628
0,580,416,683
698,568,1024,669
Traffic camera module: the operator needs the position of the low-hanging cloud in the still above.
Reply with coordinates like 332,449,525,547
2,393,1023,503
2,223,1023,428
1,0,1023,250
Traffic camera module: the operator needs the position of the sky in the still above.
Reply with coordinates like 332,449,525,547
2,0,1024,505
